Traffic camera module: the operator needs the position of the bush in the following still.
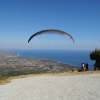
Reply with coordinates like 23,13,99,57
90,48,100,70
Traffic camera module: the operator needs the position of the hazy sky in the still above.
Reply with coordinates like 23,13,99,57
0,0,100,50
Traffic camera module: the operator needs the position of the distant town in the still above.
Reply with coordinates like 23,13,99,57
0,51,79,77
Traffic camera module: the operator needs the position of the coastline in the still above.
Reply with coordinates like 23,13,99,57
17,53,20,57
0,51,80,81
8,49,95,69
11,50,79,68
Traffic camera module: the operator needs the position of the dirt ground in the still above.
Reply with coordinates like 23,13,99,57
0,70,100,85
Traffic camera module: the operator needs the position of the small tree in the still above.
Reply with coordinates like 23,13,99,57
90,48,100,70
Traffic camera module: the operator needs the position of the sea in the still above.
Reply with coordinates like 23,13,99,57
10,49,95,70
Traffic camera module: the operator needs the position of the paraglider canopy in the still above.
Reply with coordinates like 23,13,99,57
28,29,75,43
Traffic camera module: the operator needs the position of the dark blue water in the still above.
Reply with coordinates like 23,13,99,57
10,49,95,69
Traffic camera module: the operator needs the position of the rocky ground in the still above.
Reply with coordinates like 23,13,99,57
0,73,100,100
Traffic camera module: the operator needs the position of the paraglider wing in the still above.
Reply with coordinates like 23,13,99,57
28,29,75,43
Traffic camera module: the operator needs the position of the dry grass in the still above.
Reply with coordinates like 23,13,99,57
0,70,100,85
0,78,11,85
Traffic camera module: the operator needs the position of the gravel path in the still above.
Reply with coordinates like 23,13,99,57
0,74,100,100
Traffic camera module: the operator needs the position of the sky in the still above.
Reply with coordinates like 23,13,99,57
0,0,100,50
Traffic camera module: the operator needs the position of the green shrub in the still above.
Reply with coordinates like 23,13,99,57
90,48,100,70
